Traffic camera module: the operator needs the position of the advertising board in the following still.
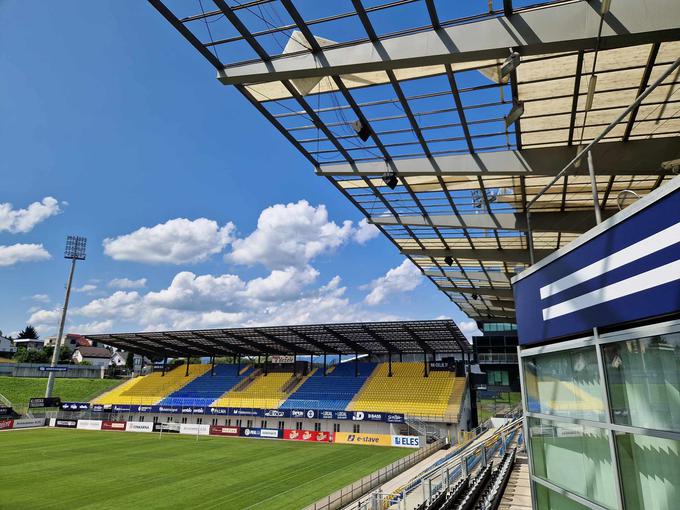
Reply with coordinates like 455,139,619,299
0,419,14,430
55,419,77,428
179,424,210,436
283,429,332,443
12,418,45,429
334,432,392,447
125,421,154,433
101,421,127,431
153,422,180,433
209,425,240,437
240,427,282,439
391,435,421,448
76,420,103,431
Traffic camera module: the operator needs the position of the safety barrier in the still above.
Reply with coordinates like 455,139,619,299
303,438,447,510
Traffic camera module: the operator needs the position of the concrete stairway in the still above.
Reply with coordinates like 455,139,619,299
498,454,532,510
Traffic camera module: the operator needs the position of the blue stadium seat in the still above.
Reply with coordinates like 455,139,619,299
160,364,252,406
280,362,376,410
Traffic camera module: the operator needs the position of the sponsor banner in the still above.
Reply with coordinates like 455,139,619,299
0,419,14,430
101,421,126,431
29,397,61,409
76,420,102,431
153,422,181,433
55,419,77,428
61,402,91,412
391,435,421,448
334,432,392,447
429,360,454,371
209,425,240,437
240,427,282,439
283,429,332,443
179,424,210,436
513,181,680,345
263,409,286,418
49,418,56,427
125,421,154,433
13,418,45,429
105,403,405,424
38,366,68,372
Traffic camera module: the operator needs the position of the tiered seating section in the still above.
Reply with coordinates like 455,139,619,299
93,364,210,405
213,370,307,409
347,362,456,416
281,362,376,410
160,364,253,406
92,362,465,418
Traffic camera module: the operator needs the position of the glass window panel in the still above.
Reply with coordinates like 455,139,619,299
616,432,680,510
603,332,680,431
524,347,606,421
529,417,616,509
534,483,590,510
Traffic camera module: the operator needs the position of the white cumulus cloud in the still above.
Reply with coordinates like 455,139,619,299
0,244,51,266
30,294,50,303
103,218,234,264
108,277,147,289
227,200,354,269
0,197,63,233
364,260,423,305
74,284,97,293
458,320,481,337
353,218,380,244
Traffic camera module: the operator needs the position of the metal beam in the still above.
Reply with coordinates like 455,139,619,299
217,0,680,84
322,326,371,355
401,248,551,263
287,328,342,355
425,270,513,283
254,329,314,355
372,209,616,233
316,137,680,176
360,326,403,355
438,286,514,299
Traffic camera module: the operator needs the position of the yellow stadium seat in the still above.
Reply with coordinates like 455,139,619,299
347,362,460,418
93,364,210,406
212,370,315,409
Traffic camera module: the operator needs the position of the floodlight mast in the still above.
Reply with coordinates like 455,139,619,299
45,236,86,398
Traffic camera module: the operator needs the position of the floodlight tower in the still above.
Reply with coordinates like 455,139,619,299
45,236,87,398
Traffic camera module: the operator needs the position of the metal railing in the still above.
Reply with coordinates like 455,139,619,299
303,438,447,510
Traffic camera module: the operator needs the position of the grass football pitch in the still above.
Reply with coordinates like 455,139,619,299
0,428,410,509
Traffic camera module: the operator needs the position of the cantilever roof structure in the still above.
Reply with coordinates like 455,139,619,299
148,0,680,322
85,320,471,359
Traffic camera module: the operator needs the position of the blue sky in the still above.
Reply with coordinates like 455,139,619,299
0,1,480,339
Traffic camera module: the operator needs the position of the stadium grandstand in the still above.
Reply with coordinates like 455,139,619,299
83,320,474,439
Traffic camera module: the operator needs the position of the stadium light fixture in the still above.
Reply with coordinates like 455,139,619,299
352,119,371,142
381,171,398,190
46,235,87,398
500,52,520,81
504,101,524,128
444,256,454,266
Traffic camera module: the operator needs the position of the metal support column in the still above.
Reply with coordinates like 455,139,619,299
45,258,77,398
293,354,296,375
162,357,167,377
264,353,268,375
211,356,215,376
323,352,327,376
587,151,603,224
400,352,403,362
388,351,393,377
355,352,359,377
423,351,429,377
185,355,190,376
236,354,241,373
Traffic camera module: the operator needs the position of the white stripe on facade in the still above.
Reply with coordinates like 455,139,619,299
539,221,680,299
542,258,680,320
